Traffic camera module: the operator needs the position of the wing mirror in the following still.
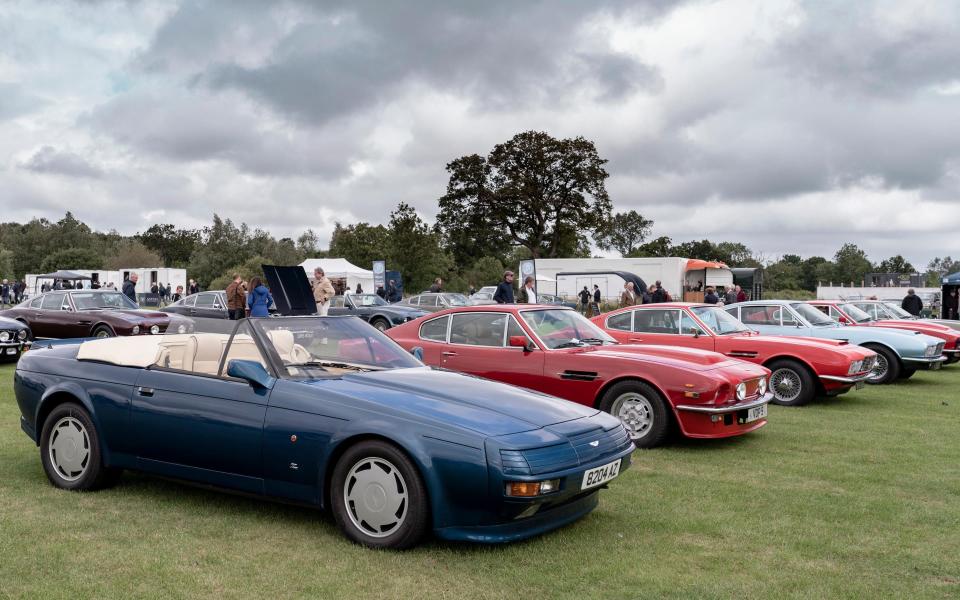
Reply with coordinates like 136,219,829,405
688,327,700,338
509,335,536,352
227,359,275,389
838,316,849,325
410,346,424,360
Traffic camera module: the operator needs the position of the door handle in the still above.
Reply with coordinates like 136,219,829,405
629,337,644,342
441,351,458,357
137,387,154,397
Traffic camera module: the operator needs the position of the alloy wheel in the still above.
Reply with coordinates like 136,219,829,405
612,392,653,441
48,416,90,482
343,457,409,538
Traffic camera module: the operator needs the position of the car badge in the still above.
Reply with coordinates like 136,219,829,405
589,440,600,447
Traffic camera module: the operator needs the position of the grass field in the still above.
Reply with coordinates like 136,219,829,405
1,363,959,599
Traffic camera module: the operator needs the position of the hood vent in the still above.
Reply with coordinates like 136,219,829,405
726,351,758,358
560,370,599,381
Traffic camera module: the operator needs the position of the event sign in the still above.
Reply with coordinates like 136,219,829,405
373,260,386,291
519,259,536,292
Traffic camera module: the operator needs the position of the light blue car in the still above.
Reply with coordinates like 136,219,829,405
725,300,946,385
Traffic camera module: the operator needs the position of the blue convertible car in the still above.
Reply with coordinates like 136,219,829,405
14,316,633,549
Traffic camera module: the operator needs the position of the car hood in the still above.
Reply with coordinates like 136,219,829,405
577,344,748,371
299,367,599,437
373,304,428,317
814,326,941,350
0,315,28,329
726,333,864,355
871,320,957,335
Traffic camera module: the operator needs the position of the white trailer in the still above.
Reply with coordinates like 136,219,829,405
531,257,734,302
117,267,187,295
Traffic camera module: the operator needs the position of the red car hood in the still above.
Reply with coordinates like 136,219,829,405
869,320,954,335
580,344,764,373
723,333,872,358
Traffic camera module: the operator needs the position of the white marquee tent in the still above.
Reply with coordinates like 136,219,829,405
299,258,375,294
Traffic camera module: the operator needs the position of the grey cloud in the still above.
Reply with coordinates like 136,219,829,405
0,83,46,121
20,146,104,178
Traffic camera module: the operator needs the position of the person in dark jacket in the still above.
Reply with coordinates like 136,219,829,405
188,279,200,295
428,278,442,293
704,286,720,304
723,286,738,305
578,286,591,314
901,289,923,316
122,274,138,305
944,288,958,320
651,280,666,303
247,277,273,317
386,279,402,303
591,285,601,316
355,283,363,294
493,271,515,304
518,276,536,303
225,274,246,320
736,285,748,303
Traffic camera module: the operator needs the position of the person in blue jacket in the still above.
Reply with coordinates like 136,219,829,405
246,276,273,317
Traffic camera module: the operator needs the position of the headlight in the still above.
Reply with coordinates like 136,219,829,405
17,330,27,340
736,382,747,401
131,325,140,335
924,345,938,357
177,324,187,334
150,325,160,335
758,377,767,396
847,360,862,375
0,332,9,342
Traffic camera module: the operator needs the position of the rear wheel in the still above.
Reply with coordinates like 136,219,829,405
600,381,669,448
864,345,900,385
92,325,115,339
767,360,816,406
331,441,429,549
39,403,120,491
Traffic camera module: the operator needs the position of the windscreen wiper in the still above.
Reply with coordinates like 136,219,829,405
293,360,371,372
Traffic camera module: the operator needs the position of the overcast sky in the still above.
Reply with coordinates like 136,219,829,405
2,0,959,267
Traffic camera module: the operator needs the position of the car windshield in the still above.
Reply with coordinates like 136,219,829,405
790,303,834,326
839,303,874,323
520,309,616,349
71,292,138,310
691,306,750,334
442,293,470,307
252,317,422,377
349,294,387,307
882,302,913,318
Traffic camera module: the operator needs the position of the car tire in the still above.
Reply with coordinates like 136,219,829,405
92,325,115,339
864,344,900,385
766,359,816,406
370,318,390,332
898,368,916,380
331,440,430,550
0,350,21,363
945,356,959,365
39,402,120,491
600,381,670,449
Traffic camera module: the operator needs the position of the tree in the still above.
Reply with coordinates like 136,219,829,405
296,229,324,258
629,235,673,258
463,257,505,290
833,243,873,285
437,131,612,259
594,210,653,256
39,248,103,272
386,203,454,293
927,256,958,286
876,255,915,274
137,224,201,267
102,240,163,270
188,215,255,288
328,222,391,268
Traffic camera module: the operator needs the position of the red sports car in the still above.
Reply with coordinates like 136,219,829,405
387,305,773,448
591,303,877,406
810,300,960,365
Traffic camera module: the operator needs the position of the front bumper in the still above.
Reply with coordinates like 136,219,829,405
0,340,29,354
901,355,948,365
820,371,873,384
676,391,772,414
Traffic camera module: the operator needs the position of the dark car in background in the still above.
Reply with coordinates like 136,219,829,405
162,291,232,319
0,290,169,339
399,292,472,313
0,315,31,362
328,294,428,331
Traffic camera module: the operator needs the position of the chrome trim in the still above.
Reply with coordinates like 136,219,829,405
820,372,873,384
676,392,772,414
0,342,24,348
941,349,960,354
901,355,948,364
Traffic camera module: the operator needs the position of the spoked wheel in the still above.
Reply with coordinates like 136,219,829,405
331,441,429,549
600,381,669,448
92,325,115,339
39,403,120,491
865,345,900,384
767,360,815,406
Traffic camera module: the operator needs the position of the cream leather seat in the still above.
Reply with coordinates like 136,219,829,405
267,329,311,363
184,335,226,375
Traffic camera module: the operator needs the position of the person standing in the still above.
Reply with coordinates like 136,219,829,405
944,288,959,320
246,277,273,317
188,279,200,295
386,279,402,303
312,267,335,316
901,288,923,316
724,286,738,305
493,271,515,304
592,284,601,316
122,273,139,305
429,278,443,293
736,285,748,303
172,285,183,302
355,283,363,294
620,282,637,308
704,286,720,304
519,276,537,303
578,286,591,314
651,280,667,303
225,274,246,320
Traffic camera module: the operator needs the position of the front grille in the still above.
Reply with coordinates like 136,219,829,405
862,355,876,372
500,424,632,476
936,342,945,354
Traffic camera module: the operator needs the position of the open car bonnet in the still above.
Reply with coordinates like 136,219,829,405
262,264,316,316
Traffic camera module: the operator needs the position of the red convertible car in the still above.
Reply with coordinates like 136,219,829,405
0,290,171,339
591,303,877,406
810,300,960,365
387,305,773,448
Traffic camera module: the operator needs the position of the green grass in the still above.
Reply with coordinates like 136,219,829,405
1,363,959,599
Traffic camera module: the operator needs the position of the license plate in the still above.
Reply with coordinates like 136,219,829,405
930,361,942,371
5,348,15,355
581,459,622,490
855,380,865,390
744,403,767,423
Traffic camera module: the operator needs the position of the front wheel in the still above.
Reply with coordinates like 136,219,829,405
39,403,120,491
767,360,816,406
898,368,916,380
331,441,430,549
864,345,901,384
92,325,115,339
599,381,670,448
370,318,390,332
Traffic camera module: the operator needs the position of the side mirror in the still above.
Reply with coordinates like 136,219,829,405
226,359,274,389
838,316,849,324
689,327,700,338
410,346,424,361
509,335,535,352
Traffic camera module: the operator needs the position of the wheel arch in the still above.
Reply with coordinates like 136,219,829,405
762,355,824,396
90,321,117,337
860,341,903,366
593,375,681,432
35,384,102,450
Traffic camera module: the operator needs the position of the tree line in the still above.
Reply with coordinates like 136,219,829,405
1,131,955,293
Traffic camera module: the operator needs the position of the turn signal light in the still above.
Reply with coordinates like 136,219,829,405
506,482,541,497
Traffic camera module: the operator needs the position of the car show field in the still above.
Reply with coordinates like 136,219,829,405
2,362,958,599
